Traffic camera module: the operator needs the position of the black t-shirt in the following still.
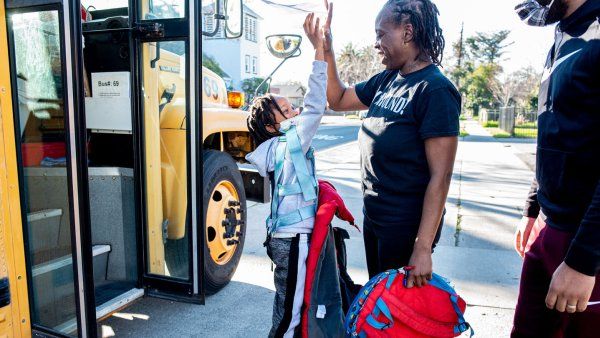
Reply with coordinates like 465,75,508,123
355,64,460,230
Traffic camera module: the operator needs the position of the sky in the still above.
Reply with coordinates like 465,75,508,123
246,0,556,85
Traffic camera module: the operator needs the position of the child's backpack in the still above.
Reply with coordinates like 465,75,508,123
345,269,473,338
333,227,363,313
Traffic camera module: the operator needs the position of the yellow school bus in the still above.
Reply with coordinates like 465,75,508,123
0,0,267,336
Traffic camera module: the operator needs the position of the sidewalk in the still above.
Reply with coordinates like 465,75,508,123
437,120,534,336
101,120,534,337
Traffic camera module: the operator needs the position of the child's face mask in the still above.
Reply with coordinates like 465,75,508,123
515,0,565,26
267,96,303,133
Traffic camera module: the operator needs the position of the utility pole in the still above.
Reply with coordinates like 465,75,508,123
456,22,464,89
456,22,467,115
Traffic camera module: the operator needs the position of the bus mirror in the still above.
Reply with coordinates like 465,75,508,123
224,0,243,38
266,35,302,59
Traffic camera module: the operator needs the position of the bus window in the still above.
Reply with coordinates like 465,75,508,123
9,10,78,336
142,40,190,280
81,0,129,12
144,0,185,20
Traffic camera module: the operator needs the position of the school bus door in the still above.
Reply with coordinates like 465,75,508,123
3,0,96,336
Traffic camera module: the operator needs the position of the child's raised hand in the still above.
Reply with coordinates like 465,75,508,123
303,12,324,52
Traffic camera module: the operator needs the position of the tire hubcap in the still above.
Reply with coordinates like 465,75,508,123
206,180,243,265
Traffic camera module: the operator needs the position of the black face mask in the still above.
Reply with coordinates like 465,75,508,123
545,0,569,25
515,0,568,26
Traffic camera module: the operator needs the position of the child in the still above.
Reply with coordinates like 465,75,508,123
245,12,328,338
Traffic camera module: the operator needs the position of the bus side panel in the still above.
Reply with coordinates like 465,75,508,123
0,3,32,337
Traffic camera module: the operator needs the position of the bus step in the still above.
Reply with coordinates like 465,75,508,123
27,208,63,222
30,244,112,330
32,244,111,277
53,287,144,335
27,209,63,253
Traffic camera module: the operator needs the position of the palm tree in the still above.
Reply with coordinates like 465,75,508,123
337,43,362,86
336,43,382,86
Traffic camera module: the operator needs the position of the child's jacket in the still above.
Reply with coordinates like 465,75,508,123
246,61,328,235
302,180,355,338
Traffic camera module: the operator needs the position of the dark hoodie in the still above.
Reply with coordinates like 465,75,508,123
523,0,600,276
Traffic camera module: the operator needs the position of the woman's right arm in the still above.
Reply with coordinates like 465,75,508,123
322,2,367,112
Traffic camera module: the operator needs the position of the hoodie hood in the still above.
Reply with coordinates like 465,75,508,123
560,0,600,33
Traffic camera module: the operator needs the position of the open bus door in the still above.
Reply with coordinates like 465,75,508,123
1,0,245,337
3,0,96,336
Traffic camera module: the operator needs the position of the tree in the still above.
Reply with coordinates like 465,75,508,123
337,43,362,86
446,29,516,114
490,66,540,108
241,77,266,104
357,45,384,81
463,64,499,113
465,30,513,66
336,43,383,86
202,53,228,78
512,66,540,112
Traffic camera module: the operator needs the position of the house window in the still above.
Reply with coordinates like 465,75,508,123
204,14,213,32
204,13,223,39
252,57,257,74
245,55,251,73
244,15,257,42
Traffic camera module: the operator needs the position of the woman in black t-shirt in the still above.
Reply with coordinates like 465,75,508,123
321,0,460,288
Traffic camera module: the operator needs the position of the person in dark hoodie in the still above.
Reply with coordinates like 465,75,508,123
512,0,600,336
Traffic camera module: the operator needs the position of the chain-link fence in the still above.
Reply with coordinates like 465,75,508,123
480,107,538,138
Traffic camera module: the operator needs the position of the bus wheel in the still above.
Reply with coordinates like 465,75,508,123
203,150,246,295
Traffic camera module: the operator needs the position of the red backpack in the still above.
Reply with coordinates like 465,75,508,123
345,269,473,338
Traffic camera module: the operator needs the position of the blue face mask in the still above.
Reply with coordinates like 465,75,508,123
515,0,559,26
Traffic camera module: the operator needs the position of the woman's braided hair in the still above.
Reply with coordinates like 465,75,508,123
246,94,284,146
385,0,445,66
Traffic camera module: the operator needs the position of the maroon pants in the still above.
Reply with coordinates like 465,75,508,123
512,221,600,337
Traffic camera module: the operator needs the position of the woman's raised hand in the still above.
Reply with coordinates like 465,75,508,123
323,1,333,52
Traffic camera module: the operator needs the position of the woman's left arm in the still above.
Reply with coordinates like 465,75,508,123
406,136,458,288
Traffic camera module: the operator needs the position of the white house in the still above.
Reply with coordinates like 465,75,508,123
270,83,305,107
202,5,262,90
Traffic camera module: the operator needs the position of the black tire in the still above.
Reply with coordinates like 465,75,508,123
164,232,189,279
202,150,246,295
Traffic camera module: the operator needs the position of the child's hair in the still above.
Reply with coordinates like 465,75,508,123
247,94,285,146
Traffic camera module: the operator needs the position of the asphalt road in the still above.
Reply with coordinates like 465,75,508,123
312,124,360,151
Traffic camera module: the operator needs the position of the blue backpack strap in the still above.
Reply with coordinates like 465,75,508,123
284,125,317,202
365,298,394,331
365,315,390,330
277,182,303,196
385,270,398,289
266,127,318,234
345,270,398,336
375,298,393,322
273,205,316,228
429,274,474,337
428,273,456,294
267,139,288,234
